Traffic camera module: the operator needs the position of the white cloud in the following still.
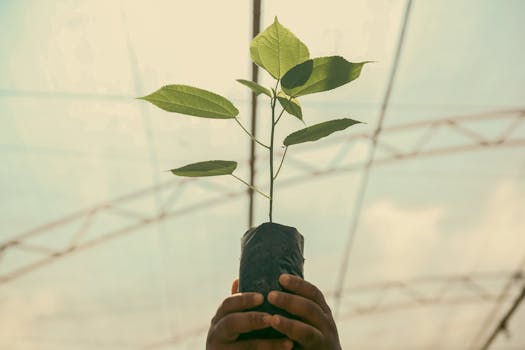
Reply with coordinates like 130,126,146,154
356,177,525,281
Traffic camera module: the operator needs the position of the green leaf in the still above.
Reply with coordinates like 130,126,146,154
283,118,362,146
277,91,302,121
281,56,369,97
250,17,310,79
139,85,238,119
236,79,271,97
171,160,238,177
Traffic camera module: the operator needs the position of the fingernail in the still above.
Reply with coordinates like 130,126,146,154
262,315,272,325
280,274,291,285
253,293,263,304
282,339,293,350
271,314,281,326
268,291,278,303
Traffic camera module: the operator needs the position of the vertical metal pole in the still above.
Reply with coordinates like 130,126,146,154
469,255,525,349
333,0,413,317
248,0,261,228
481,283,525,350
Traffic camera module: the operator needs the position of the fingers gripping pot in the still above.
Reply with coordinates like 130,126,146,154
238,222,304,339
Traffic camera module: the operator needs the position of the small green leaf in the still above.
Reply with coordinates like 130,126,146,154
277,91,302,121
282,56,370,97
250,17,310,79
139,85,238,119
171,160,238,177
283,118,362,146
236,79,271,97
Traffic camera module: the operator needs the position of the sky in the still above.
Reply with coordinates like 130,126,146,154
1,0,524,349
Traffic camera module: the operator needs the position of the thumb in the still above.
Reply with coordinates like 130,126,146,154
231,278,239,295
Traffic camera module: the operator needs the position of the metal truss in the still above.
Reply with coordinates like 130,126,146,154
335,270,525,320
140,270,525,349
1,109,524,285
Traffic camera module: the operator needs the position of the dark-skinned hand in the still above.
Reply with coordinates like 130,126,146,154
206,279,293,350
265,274,342,350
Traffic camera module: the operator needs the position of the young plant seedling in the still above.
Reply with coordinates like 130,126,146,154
139,17,369,339
139,17,369,221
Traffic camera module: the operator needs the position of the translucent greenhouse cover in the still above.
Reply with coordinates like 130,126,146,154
1,1,524,349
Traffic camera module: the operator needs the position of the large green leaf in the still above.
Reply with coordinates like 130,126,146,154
277,91,302,121
281,56,369,97
250,17,310,79
236,79,271,97
139,85,238,119
171,160,237,177
283,118,361,146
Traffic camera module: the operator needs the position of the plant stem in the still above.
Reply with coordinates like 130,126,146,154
231,174,271,199
269,85,278,222
234,118,270,150
273,146,288,181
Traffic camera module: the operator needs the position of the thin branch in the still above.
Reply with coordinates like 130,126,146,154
273,146,288,181
234,118,270,149
231,174,271,199
275,96,292,125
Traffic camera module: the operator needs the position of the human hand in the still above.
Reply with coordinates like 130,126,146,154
265,274,342,350
206,279,294,350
